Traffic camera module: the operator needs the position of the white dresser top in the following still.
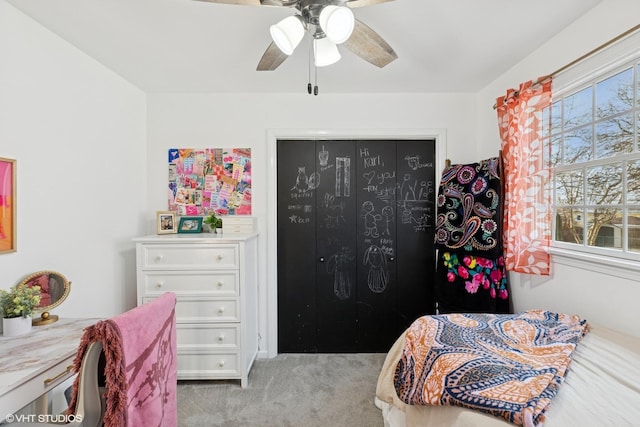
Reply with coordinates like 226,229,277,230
133,233,258,243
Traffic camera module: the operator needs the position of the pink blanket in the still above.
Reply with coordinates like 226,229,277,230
69,292,177,427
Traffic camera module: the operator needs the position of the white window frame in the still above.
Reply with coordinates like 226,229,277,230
548,30,640,279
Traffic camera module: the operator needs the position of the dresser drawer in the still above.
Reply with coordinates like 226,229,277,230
141,271,239,296
140,244,238,270
177,352,241,378
177,324,240,350
144,297,240,323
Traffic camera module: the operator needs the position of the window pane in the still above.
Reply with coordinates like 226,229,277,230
586,208,622,249
550,101,562,136
596,68,633,119
543,137,552,169
555,170,583,204
540,104,551,138
630,209,640,253
595,112,634,158
551,134,562,167
564,87,592,128
637,63,640,107
637,110,640,151
555,208,584,244
628,160,640,204
564,127,592,163
586,164,623,205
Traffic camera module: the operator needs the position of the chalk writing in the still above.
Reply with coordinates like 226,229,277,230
404,154,433,170
288,214,311,224
360,146,384,169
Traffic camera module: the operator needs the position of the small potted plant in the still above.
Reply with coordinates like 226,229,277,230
1,283,41,336
203,212,223,234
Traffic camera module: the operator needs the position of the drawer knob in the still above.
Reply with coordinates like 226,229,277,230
217,335,225,342
155,255,164,262
216,254,224,261
217,307,225,315
218,360,225,368
155,282,163,289
216,281,224,288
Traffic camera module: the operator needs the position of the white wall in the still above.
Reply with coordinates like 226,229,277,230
0,2,147,318
474,0,640,337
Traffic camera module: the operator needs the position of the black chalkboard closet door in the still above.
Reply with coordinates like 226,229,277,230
277,139,437,353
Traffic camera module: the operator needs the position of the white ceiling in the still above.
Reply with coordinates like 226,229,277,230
7,0,602,94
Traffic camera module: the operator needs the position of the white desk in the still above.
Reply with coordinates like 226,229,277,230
0,318,97,420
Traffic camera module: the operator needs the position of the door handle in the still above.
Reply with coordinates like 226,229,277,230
319,257,325,262
389,256,395,262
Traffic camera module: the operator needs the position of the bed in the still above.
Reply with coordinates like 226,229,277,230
375,310,640,427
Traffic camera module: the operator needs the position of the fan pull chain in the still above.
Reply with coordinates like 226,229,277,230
306,39,319,96
307,40,313,94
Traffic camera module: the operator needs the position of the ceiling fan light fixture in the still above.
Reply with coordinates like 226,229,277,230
270,15,305,55
313,37,341,67
319,5,355,44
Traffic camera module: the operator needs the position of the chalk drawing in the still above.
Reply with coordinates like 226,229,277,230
361,201,381,237
336,157,351,197
322,193,346,229
319,145,329,167
291,166,320,193
327,248,355,300
363,245,388,293
381,205,394,236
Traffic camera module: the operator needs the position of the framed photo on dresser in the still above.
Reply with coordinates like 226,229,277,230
177,216,203,234
156,211,177,234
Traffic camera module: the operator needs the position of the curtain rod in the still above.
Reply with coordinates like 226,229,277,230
492,23,640,110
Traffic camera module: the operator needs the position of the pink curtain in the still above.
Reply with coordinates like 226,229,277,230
496,79,552,275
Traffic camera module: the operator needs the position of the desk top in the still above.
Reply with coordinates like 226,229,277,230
0,318,98,409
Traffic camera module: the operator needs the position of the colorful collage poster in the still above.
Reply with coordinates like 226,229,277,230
168,148,251,216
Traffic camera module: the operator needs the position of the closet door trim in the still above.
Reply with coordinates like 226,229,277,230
265,128,448,358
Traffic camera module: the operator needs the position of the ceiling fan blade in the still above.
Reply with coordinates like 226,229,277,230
193,0,289,6
257,42,289,71
346,0,395,8
193,0,262,5
343,19,397,68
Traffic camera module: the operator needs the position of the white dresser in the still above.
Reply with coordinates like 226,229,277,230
133,233,258,388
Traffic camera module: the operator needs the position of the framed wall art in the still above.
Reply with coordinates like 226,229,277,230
168,148,252,216
0,157,16,254
156,211,177,235
177,216,203,234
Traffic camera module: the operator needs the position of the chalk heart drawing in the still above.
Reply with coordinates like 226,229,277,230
363,171,376,184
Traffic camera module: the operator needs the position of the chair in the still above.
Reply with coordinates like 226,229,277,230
4,292,177,427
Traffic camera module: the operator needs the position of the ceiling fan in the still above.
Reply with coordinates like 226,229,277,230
194,0,398,72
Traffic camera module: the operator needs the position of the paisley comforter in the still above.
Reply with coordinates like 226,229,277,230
393,310,588,427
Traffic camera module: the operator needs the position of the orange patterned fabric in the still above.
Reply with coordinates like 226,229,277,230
394,310,588,427
496,80,552,275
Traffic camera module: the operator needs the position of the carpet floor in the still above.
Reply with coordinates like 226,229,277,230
177,353,387,427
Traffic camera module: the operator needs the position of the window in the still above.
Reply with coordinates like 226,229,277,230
547,57,640,262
